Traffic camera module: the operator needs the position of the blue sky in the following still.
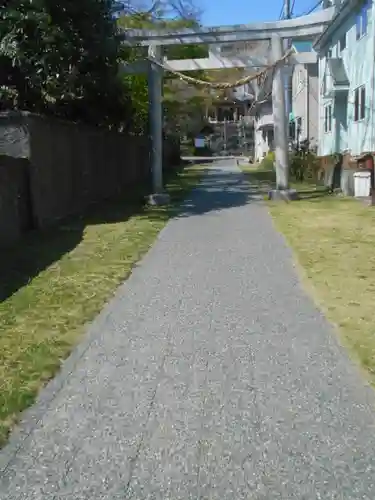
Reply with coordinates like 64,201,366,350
200,0,319,25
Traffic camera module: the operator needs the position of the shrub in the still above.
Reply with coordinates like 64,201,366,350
290,140,320,183
259,151,275,171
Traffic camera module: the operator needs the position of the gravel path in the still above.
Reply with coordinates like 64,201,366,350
1,160,375,499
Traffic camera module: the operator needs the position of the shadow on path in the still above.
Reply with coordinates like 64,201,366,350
178,169,260,218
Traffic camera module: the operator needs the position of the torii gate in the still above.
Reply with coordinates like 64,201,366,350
121,7,334,202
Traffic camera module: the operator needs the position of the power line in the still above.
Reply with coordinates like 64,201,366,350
306,0,323,14
300,0,323,16
290,0,296,16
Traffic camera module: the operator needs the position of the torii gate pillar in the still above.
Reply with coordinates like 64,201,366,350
269,34,298,199
148,45,170,205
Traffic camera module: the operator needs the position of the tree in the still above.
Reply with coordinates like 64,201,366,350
0,0,211,132
0,0,130,128
117,5,255,136
117,8,210,134
117,0,201,19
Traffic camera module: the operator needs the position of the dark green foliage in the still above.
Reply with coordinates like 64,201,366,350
290,139,320,183
117,12,209,135
1,0,205,132
0,0,130,128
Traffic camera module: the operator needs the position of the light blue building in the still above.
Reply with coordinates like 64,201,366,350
290,40,319,149
314,0,375,158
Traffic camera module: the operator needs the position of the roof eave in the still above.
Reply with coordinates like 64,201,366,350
313,0,358,51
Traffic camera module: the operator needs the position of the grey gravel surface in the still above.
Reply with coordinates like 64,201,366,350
1,160,375,499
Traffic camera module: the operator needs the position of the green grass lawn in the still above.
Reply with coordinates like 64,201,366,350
0,165,204,447
242,164,375,384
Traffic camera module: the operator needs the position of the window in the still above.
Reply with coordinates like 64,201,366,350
339,34,346,52
324,105,332,133
326,48,333,58
354,85,366,121
356,0,371,39
289,120,296,139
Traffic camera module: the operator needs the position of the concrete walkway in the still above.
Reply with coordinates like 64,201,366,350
1,160,375,499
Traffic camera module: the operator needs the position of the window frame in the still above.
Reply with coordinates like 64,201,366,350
324,104,332,133
339,33,347,52
354,85,366,122
356,0,371,40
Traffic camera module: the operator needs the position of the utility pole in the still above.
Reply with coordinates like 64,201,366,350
283,0,290,19
283,0,292,122
269,34,298,199
147,45,170,205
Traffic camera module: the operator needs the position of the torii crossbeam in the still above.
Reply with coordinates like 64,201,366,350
120,9,334,46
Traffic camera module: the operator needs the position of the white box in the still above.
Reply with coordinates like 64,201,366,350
354,171,371,197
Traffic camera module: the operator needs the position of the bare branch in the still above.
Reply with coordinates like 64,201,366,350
163,0,202,20
117,0,201,19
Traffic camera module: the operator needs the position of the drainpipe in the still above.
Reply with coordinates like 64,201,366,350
306,66,310,144
372,5,375,155
284,0,292,120
369,5,375,196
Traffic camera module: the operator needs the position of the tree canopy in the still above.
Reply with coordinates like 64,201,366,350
0,0,131,128
0,0,243,134
117,11,212,134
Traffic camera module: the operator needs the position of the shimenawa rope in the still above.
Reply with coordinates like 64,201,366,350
148,47,294,89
